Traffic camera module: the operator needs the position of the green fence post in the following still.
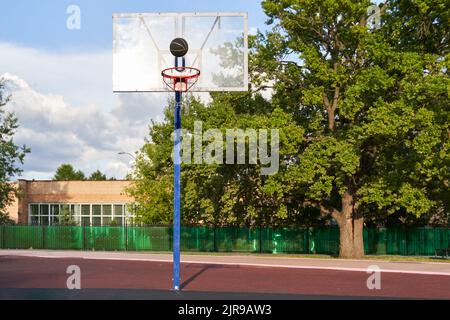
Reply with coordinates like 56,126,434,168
83,225,86,251
213,226,217,252
306,227,309,254
259,225,262,254
384,228,388,255
125,221,128,251
310,227,316,254
42,226,45,249
405,227,409,255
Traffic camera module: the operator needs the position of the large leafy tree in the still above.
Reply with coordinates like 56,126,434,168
128,95,306,227
252,0,449,257
0,78,30,224
53,164,86,181
128,0,448,258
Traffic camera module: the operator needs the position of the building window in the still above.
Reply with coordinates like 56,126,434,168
30,215,39,226
92,204,101,226
50,204,59,225
81,205,90,215
92,217,102,226
102,205,112,226
81,205,90,226
28,203,133,227
82,216,91,226
40,204,49,226
103,205,112,215
114,204,124,226
92,205,101,216
71,204,81,224
30,204,39,225
30,204,39,215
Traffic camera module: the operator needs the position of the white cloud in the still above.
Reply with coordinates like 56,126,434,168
0,42,115,110
2,72,154,180
0,41,176,180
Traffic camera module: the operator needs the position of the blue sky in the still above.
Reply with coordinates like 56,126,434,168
0,0,269,180
0,0,268,51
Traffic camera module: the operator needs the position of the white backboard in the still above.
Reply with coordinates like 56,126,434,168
113,12,248,92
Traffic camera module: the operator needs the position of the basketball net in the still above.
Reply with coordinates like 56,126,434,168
175,82,187,92
161,67,201,93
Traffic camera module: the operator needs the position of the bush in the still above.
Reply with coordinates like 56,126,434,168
0,212,15,225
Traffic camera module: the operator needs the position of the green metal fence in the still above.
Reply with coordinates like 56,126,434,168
127,226,171,251
261,228,308,254
312,227,340,255
3,226,44,249
45,226,83,250
215,227,260,253
0,225,449,256
364,227,450,256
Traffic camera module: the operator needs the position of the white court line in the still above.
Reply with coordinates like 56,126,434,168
16,253,450,277
5,249,450,265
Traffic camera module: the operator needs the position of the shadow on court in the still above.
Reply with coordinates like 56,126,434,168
181,264,240,290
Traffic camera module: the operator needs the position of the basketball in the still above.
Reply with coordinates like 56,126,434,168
170,38,189,57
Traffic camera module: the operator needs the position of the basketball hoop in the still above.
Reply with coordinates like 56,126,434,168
161,67,201,92
113,13,248,293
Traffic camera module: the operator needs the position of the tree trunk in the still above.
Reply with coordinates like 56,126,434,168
353,211,365,257
332,191,364,258
327,109,335,131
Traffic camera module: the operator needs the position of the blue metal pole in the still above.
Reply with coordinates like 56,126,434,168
173,90,182,291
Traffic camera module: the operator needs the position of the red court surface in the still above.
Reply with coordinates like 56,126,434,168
1,251,450,299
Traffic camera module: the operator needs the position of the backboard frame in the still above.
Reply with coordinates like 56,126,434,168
113,12,249,93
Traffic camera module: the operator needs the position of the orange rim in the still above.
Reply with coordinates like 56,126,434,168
161,67,201,80
161,67,201,92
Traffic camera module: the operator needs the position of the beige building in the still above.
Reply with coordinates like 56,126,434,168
6,180,135,226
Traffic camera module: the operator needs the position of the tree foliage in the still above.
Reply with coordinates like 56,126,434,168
129,0,449,257
128,95,314,226
0,78,30,224
53,165,114,181
53,164,86,181
89,170,107,181
248,0,449,257
57,205,77,226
